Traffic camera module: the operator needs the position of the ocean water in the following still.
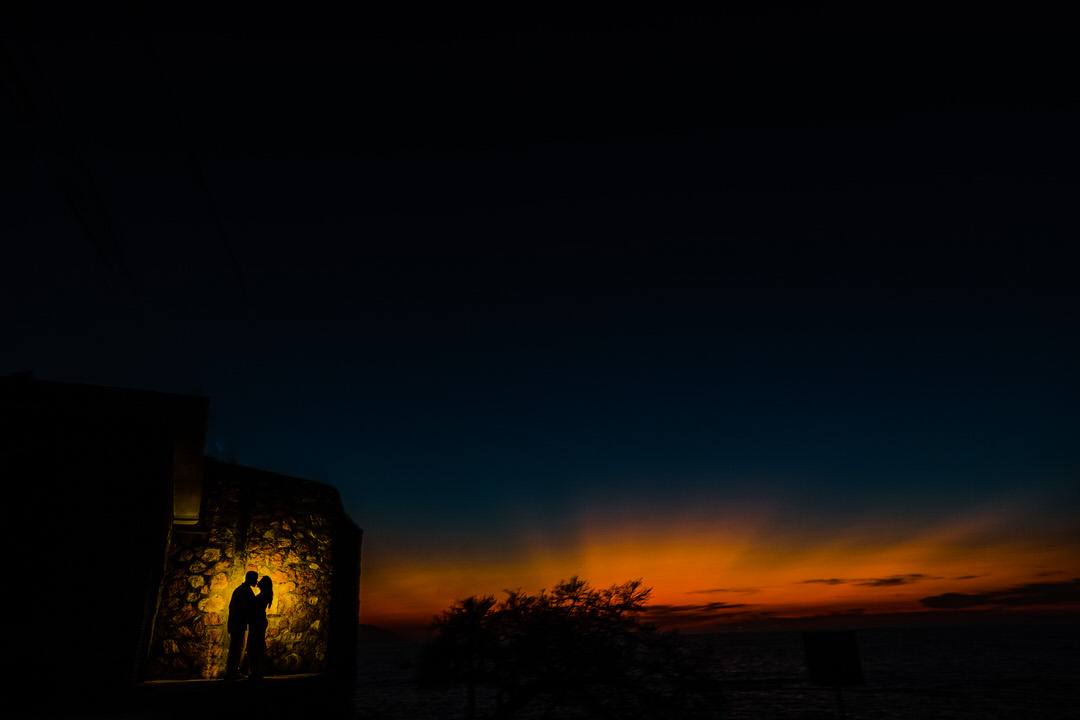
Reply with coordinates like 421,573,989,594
354,623,1079,719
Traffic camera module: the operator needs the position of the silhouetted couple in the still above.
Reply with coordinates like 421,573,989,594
225,570,273,681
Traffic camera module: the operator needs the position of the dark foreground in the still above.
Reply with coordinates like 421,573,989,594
16,623,1076,719
355,623,1080,719
19,673,353,720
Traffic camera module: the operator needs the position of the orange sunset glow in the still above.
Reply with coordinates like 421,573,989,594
361,489,1080,634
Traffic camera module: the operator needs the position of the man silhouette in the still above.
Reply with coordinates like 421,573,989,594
225,571,259,680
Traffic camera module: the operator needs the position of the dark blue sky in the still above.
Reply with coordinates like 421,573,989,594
3,4,1077,627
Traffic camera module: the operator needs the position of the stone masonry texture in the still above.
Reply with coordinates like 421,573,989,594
147,459,345,680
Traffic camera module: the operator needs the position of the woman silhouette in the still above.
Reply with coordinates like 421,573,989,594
246,576,273,681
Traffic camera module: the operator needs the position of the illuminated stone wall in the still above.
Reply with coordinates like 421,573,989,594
147,458,355,680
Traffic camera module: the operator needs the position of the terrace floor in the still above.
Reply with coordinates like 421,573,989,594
29,673,355,720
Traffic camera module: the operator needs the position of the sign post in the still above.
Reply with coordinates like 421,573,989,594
803,631,864,718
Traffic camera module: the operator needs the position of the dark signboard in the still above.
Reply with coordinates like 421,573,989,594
804,631,865,687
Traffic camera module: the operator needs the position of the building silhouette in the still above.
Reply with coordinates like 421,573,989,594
3,373,361,717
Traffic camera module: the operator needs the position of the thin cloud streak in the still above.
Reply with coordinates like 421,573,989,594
686,587,760,595
644,602,756,627
921,579,1080,610
800,575,939,587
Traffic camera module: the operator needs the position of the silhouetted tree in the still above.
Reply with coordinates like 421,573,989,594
417,577,722,719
